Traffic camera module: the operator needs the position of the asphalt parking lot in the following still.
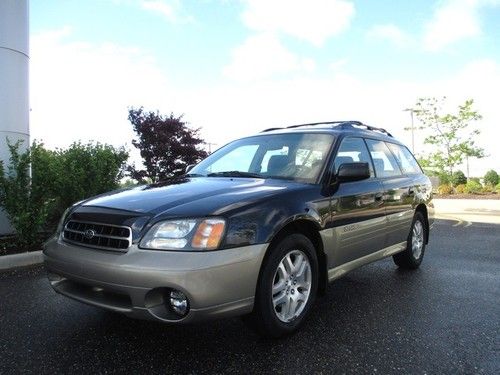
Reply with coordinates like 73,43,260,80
1,219,499,374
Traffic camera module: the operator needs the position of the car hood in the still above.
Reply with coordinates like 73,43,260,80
81,177,309,217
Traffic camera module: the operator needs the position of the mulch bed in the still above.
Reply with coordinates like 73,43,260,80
434,193,500,200
0,235,45,256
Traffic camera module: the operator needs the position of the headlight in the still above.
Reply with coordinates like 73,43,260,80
140,218,226,251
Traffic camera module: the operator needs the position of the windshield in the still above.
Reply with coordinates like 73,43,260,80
190,133,335,183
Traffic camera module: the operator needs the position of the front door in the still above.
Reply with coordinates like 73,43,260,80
327,137,386,268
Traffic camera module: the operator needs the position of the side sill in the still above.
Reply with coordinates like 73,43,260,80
327,241,406,282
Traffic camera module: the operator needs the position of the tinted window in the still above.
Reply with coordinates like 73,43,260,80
333,137,374,177
386,143,422,174
365,139,402,178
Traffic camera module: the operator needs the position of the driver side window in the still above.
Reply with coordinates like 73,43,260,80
333,137,374,177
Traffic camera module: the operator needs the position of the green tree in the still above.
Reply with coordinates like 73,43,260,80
411,97,485,179
484,170,499,186
127,107,208,183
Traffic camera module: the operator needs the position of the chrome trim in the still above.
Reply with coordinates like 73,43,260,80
62,220,132,252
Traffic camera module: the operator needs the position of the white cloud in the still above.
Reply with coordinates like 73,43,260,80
201,59,500,176
242,0,355,46
30,28,172,154
367,24,410,47
422,0,500,51
30,29,500,177
223,33,315,82
140,0,193,23
329,58,349,72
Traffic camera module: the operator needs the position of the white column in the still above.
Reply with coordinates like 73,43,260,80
0,0,29,234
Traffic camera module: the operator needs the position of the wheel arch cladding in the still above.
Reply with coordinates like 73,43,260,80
415,204,429,244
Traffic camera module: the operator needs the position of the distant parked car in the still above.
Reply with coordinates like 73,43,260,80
44,121,434,337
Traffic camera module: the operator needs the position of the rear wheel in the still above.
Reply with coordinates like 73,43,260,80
393,212,426,269
245,233,318,338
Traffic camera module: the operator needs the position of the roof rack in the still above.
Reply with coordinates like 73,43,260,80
261,121,393,137
335,122,393,137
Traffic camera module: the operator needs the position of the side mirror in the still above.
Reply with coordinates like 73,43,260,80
185,164,195,173
336,162,370,182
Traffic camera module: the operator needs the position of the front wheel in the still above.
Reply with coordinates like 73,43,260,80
245,233,318,338
393,212,426,269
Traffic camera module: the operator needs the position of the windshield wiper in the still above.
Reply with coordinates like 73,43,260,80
207,171,264,178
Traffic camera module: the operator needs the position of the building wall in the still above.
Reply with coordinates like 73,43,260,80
0,0,30,234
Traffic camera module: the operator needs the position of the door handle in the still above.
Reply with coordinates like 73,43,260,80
408,188,415,196
375,193,383,201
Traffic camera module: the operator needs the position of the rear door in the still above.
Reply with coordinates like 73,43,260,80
365,139,413,246
328,137,386,267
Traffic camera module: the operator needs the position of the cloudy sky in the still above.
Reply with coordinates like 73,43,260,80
30,0,500,175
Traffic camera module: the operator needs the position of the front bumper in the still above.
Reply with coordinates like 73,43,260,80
43,236,268,323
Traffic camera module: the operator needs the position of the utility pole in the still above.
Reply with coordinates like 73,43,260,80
403,108,416,153
206,142,217,154
466,154,470,179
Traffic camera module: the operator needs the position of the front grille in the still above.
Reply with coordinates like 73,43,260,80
63,220,132,251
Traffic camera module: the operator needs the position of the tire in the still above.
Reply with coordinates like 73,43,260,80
245,233,318,338
393,212,426,269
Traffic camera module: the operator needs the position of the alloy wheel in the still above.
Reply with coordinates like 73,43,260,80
271,250,312,323
412,220,424,259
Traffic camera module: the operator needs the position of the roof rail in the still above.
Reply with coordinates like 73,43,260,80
260,127,283,133
260,120,393,137
335,122,393,137
260,121,361,133
286,120,364,129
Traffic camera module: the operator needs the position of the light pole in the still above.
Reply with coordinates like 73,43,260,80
403,108,416,153
206,142,217,154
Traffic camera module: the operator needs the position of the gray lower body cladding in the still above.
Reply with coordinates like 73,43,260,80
43,236,268,323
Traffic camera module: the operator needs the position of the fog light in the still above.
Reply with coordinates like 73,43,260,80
169,290,189,316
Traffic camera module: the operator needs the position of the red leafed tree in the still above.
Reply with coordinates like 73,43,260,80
127,107,208,183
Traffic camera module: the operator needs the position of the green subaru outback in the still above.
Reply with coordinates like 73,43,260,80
44,121,434,337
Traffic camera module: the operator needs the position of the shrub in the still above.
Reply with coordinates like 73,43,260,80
469,177,481,184
0,141,50,248
465,180,482,194
52,142,129,219
451,170,467,187
496,183,500,193
437,173,451,186
481,184,494,193
437,184,453,195
455,184,466,194
0,140,129,249
484,170,499,187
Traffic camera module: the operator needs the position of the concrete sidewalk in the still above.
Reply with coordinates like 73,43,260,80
433,198,500,224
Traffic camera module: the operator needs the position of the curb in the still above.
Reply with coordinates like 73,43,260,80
0,250,43,271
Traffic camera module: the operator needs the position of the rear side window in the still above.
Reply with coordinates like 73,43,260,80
386,143,422,174
334,137,374,177
365,139,402,178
